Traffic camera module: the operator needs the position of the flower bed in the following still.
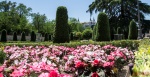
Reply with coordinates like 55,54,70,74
0,44,134,77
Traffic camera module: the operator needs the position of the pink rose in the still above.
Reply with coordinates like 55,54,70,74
92,60,99,66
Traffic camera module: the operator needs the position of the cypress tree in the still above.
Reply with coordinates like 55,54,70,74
96,12,110,41
53,6,69,43
13,32,17,41
44,33,49,41
21,31,26,41
31,31,36,42
1,29,7,42
128,19,138,39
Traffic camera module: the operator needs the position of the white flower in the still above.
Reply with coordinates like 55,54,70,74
42,57,47,62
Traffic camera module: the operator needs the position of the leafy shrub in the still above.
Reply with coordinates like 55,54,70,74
128,19,138,39
1,29,7,42
49,34,51,41
21,31,26,41
82,29,92,40
96,12,110,41
70,32,73,40
13,32,17,41
92,25,97,41
31,31,36,42
75,32,82,40
53,6,70,43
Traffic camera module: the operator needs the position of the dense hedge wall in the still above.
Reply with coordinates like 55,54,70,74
1,40,139,50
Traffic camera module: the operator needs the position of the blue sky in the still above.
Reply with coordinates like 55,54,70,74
6,0,150,22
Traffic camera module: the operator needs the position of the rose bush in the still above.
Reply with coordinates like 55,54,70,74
0,44,134,77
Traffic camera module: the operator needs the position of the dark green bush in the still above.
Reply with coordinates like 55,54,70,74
82,29,93,40
49,34,51,41
31,31,36,42
44,33,49,41
128,19,138,39
96,12,110,41
70,32,73,40
13,32,17,41
53,6,70,43
1,29,7,42
21,31,26,41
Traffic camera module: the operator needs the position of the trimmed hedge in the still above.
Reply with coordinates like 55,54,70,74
31,31,36,42
96,12,110,41
1,29,7,42
128,20,138,39
53,6,69,43
21,32,26,41
1,40,139,50
13,32,17,41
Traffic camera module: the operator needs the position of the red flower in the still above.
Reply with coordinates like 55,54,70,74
49,70,58,77
75,61,84,68
92,72,99,77
92,60,99,66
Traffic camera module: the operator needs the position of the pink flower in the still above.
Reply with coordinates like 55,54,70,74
107,55,115,61
49,70,58,77
0,66,4,72
38,72,49,77
10,70,24,77
75,61,84,69
103,62,114,68
0,73,3,77
92,72,99,77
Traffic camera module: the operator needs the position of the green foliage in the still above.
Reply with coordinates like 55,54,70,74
82,29,93,40
117,27,121,34
2,40,139,50
31,31,36,42
1,29,7,42
128,20,138,39
21,31,26,41
96,12,110,41
13,32,17,41
92,25,97,40
0,48,6,64
70,32,74,40
49,34,51,41
44,33,49,41
53,6,69,43
75,32,82,40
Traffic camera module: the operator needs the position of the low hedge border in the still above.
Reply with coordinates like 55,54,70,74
0,40,140,50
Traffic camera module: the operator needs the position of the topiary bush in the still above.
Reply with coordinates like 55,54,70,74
53,6,70,43
49,34,51,41
44,33,49,41
75,32,82,40
31,31,36,42
21,31,26,41
82,29,93,40
96,12,110,41
128,19,138,39
1,29,7,42
70,32,73,40
13,31,17,41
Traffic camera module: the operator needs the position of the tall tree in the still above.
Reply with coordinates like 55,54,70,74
31,13,47,33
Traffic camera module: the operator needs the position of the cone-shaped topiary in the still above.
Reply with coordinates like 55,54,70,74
21,31,26,41
96,12,110,41
70,32,73,40
31,31,36,42
13,32,17,41
53,6,70,43
1,29,7,42
44,33,49,41
128,19,138,39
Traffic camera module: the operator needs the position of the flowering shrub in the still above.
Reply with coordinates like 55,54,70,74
0,44,134,77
